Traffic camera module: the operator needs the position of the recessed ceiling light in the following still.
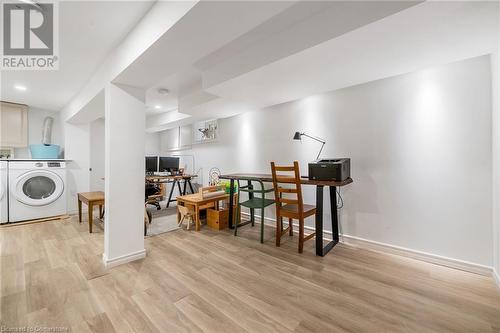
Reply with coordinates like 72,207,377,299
157,88,169,95
14,85,27,91
154,105,161,110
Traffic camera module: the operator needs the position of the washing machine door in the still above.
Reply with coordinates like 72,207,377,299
14,170,64,206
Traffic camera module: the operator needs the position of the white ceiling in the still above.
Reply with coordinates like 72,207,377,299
113,0,426,130
205,1,500,109
144,1,498,131
1,0,154,111
3,0,498,131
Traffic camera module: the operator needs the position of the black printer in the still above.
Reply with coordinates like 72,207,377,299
308,158,350,181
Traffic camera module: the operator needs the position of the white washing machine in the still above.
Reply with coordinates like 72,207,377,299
9,161,67,222
0,161,8,223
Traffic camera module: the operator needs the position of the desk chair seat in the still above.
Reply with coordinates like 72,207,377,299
239,197,275,210
280,203,316,217
235,179,275,243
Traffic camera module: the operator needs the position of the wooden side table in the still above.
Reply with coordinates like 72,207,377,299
78,191,105,233
176,192,237,231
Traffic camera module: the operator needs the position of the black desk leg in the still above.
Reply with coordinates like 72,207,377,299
315,185,339,256
182,180,187,195
176,180,182,196
228,179,235,229
315,185,324,255
248,180,255,226
166,180,176,208
187,180,194,194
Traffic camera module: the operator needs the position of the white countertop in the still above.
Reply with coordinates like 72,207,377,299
0,159,71,161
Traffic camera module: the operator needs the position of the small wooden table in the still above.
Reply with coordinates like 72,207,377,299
78,191,105,233
176,192,237,231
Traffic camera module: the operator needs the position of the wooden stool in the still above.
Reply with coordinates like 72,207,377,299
78,191,105,233
177,205,194,230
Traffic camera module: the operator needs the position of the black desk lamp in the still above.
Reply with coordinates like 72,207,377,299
293,131,326,160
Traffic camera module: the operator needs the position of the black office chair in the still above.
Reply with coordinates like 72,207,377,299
145,183,162,210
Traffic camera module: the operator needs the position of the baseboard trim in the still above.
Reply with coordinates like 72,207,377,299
240,212,493,276
102,249,146,268
494,269,500,289
67,207,100,216
340,234,492,276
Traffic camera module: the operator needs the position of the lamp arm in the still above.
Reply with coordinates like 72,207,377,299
316,142,325,160
301,133,326,144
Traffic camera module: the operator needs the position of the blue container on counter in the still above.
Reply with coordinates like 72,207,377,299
30,144,60,159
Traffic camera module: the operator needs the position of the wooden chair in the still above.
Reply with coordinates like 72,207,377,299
178,205,195,230
270,161,316,253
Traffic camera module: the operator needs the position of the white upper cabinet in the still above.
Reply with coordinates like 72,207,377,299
162,127,180,151
0,102,28,148
179,125,192,148
161,125,193,151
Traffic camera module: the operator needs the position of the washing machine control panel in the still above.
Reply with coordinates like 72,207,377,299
48,162,61,168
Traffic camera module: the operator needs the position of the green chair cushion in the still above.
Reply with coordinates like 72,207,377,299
239,197,275,209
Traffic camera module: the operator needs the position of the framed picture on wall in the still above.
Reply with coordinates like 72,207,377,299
194,119,218,143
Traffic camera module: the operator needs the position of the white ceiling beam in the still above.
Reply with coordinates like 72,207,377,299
61,1,199,123
199,0,420,88
114,1,299,89
146,110,191,133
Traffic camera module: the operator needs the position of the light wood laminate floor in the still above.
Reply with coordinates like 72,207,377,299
1,216,500,332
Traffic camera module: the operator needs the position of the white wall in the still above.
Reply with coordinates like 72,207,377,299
145,132,161,156
64,115,159,210
159,127,198,180
167,56,493,266
86,119,160,194
14,108,63,158
64,122,90,213
89,118,105,192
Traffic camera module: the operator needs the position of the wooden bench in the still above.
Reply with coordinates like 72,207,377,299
78,191,104,233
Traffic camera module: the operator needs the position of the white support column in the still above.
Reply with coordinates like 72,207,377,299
103,83,146,268
492,50,500,288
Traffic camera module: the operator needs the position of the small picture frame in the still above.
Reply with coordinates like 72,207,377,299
0,147,13,159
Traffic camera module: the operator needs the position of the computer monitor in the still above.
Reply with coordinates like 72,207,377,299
145,156,158,174
159,157,180,173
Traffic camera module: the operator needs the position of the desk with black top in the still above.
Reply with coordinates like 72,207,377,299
219,173,353,256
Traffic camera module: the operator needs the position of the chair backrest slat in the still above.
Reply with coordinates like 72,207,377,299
270,161,304,218
273,166,296,172
277,187,297,194
279,198,299,205
275,176,296,184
